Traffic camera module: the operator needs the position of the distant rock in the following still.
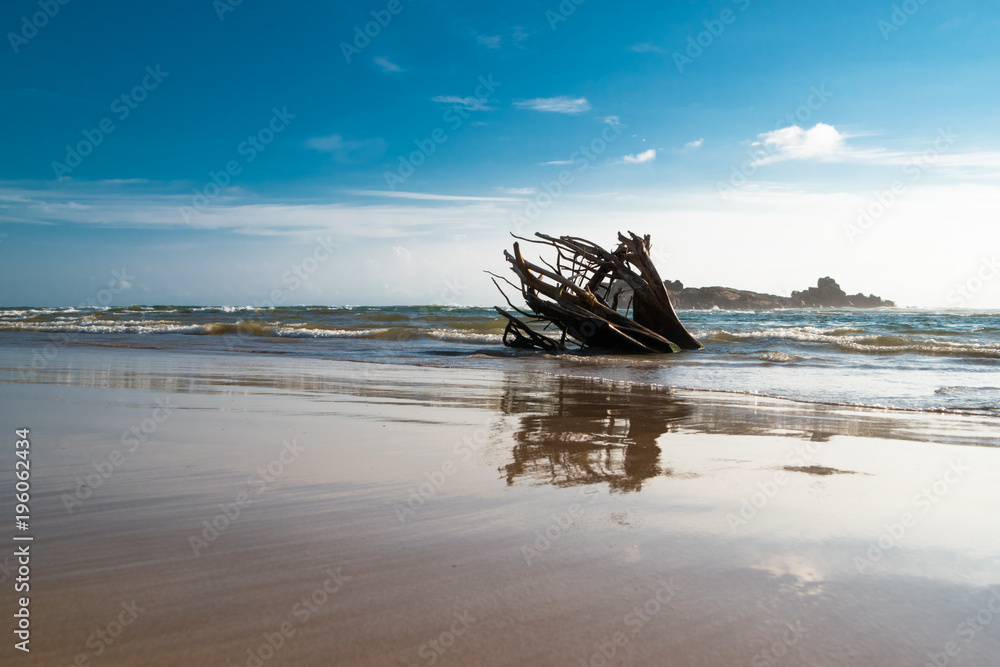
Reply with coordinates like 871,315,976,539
663,277,894,310
790,277,892,308
665,284,792,310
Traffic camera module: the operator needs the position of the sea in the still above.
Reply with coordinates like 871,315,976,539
2,305,999,419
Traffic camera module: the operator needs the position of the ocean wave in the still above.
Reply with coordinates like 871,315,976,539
934,386,1000,395
275,326,501,343
703,327,1000,359
0,318,506,343
192,305,270,314
274,327,392,338
426,329,503,344
0,322,204,335
202,321,277,336
759,351,801,363
2,308,997,364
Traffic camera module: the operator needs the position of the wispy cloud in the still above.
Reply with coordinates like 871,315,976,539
620,149,658,164
373,56,402,73
685,138,704,148
0,181,518,237
629,43,663,53
432,95,493,111
477,34,502,49
306,134,387,164
345,190,525,202
514,96,591,114
599,115,621,126
512,26,529,43
933,151,1000,171
498,187,536,195
540,160,574,166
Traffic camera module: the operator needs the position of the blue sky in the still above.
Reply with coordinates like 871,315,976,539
1,0,999,307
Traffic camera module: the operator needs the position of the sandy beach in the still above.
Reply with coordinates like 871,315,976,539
0,341,998,666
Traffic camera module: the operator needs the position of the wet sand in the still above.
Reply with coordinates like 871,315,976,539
2,344,1000,666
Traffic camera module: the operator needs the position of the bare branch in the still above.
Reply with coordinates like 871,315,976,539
492,231,702,353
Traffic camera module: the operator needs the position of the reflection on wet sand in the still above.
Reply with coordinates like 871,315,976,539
499,375,692,491
5,344,996,457
496,373,999,491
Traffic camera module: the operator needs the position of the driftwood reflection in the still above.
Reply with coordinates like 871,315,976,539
500,375,693,492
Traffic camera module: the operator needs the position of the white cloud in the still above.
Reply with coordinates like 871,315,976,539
512,26,529,43
306,134,386,164
45,201,89,211
499,187,536,195
346,190,523,202
629,43,663,53
432,95,492,111
746,124,997,171
600,115,621,126
477,34,501,49
540,160,574,165
621,149,658,164
393,246,412,265
752,123,846,166
685,138,704,148
514,96,591,114
373,57,402,73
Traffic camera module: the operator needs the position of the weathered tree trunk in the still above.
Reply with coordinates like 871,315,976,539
491,232,701,353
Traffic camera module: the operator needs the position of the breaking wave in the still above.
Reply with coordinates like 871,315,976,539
702,327,1000,359
3,305,999,417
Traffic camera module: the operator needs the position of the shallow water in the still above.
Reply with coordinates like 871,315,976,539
3,305,999,417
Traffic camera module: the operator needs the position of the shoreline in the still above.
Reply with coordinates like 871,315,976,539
6,331,1000,426
4,304,999,421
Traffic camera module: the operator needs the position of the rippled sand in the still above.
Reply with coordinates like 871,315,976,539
1,343,999,666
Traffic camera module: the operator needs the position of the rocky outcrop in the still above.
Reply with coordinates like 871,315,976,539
790,277,891,308
663,277,893,310
666,285,793,310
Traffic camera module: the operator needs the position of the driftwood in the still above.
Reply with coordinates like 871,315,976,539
491,231,701,353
